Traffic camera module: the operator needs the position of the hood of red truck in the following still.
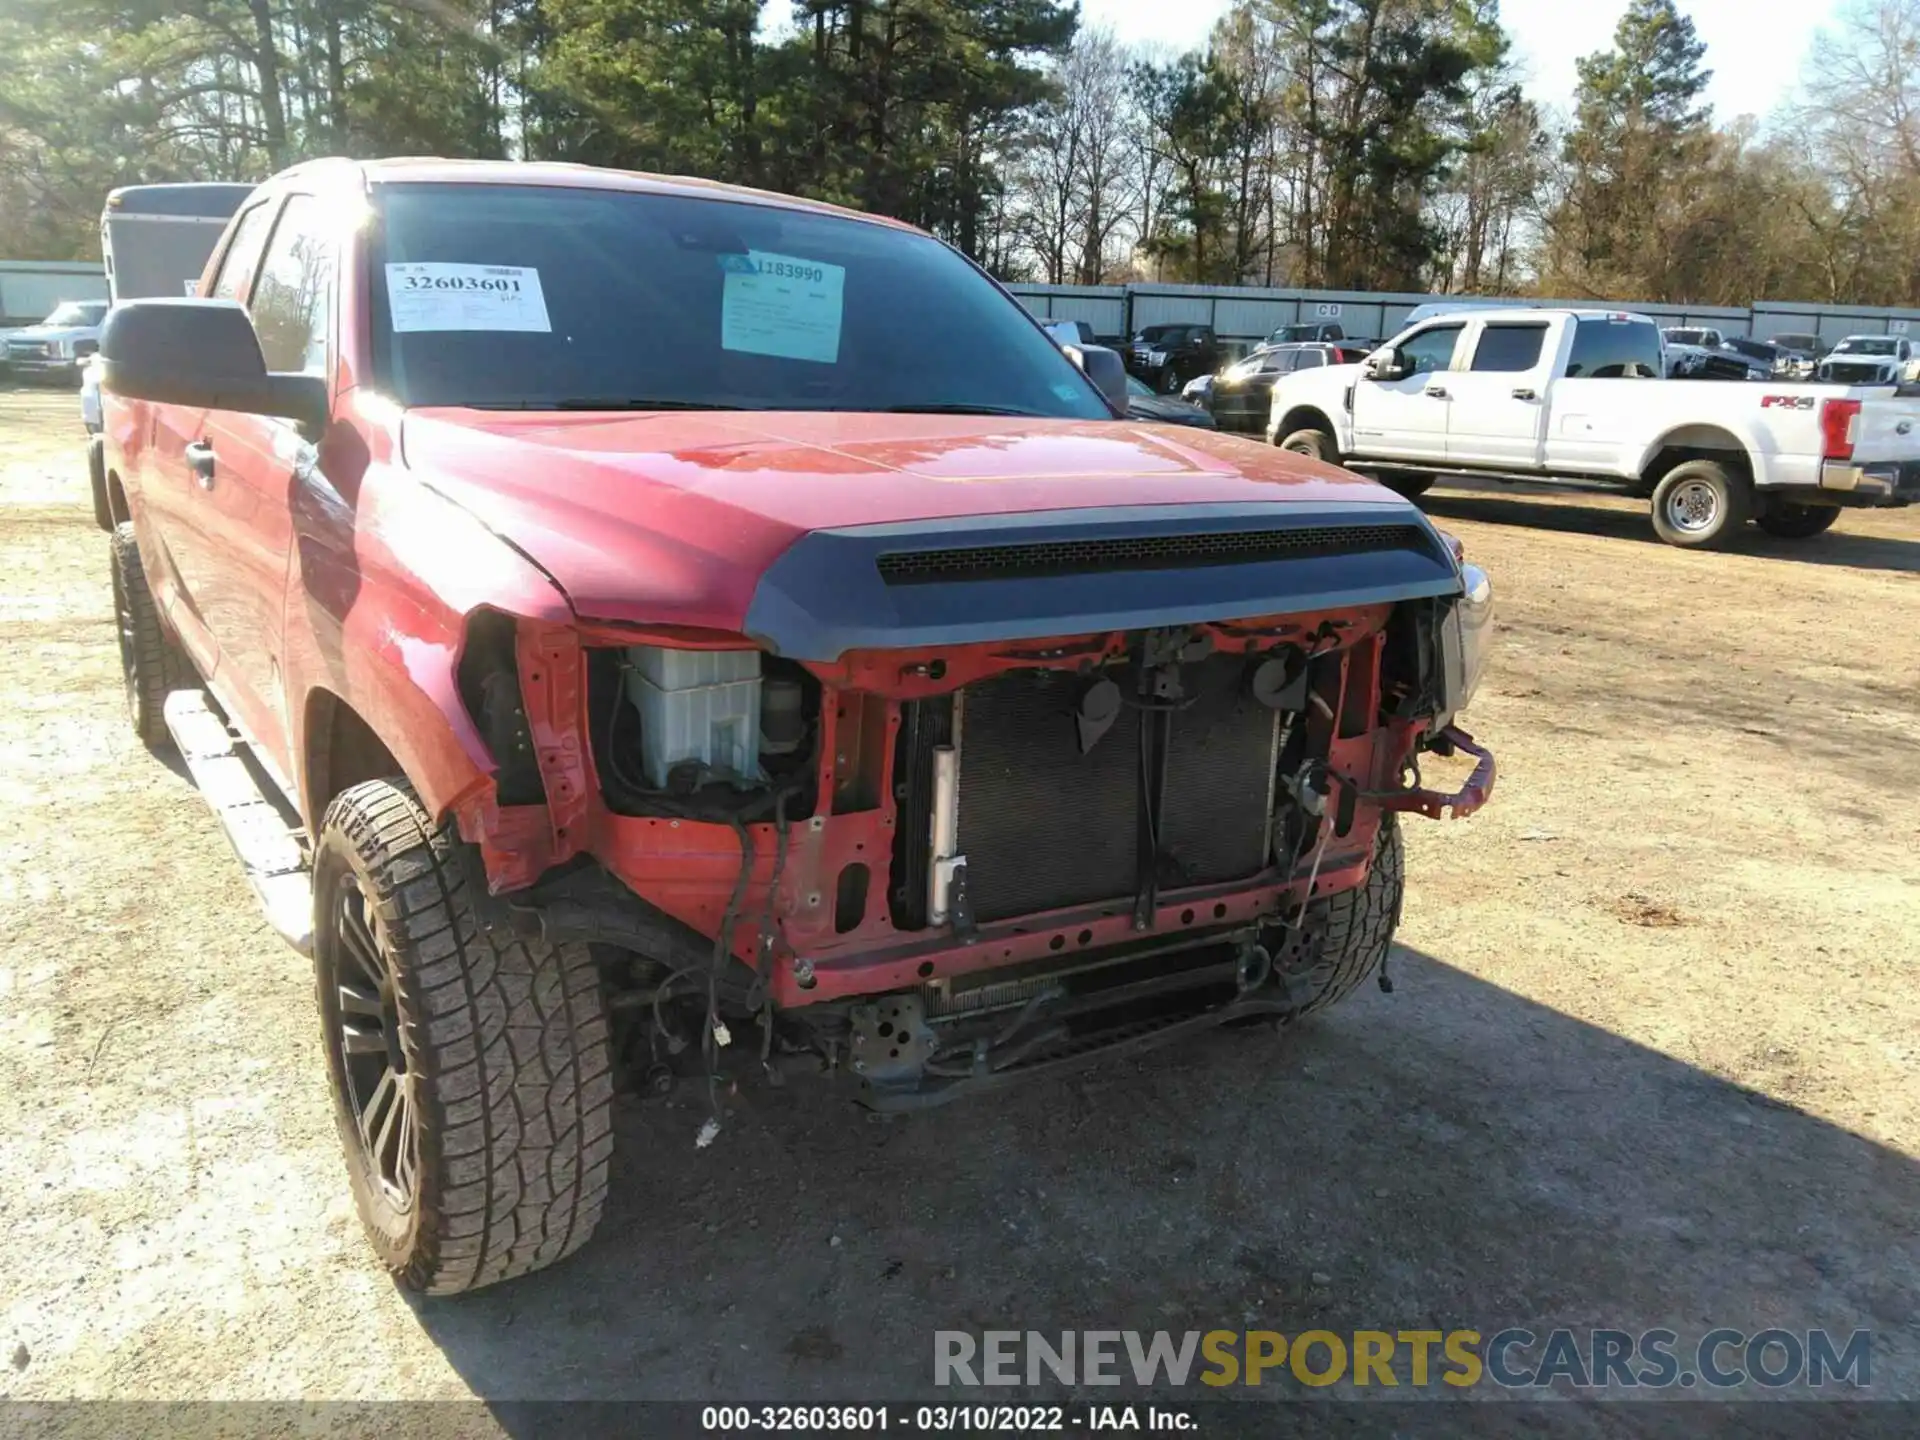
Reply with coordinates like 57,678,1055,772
400,408,1404,632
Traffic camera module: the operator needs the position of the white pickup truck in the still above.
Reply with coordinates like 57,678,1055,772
1265,308,1920,547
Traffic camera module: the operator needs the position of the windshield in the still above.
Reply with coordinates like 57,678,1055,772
44,302,107,327
371,184,1110,418
1725,338,1773,359
1835,338,1897,356
1773,334,1819,351
1664,329,1709,346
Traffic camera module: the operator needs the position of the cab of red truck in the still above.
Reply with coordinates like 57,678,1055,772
96,157,1495,1294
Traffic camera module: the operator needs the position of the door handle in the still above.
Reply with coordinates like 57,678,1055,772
1512,387,1538,401
1425,385,1450,399
186,441,216,490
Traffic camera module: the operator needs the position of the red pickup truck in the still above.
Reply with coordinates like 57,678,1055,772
97,158,1495,1294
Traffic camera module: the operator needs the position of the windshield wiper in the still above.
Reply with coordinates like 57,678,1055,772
464,398,753,412
884,403,1048,417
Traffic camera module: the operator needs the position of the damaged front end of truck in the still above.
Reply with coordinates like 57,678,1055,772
449,505,1496,1110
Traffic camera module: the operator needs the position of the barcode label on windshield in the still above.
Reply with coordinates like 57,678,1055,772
386,263,551,333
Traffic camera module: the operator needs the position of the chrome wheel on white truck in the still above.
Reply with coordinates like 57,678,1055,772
1650,459,1752,549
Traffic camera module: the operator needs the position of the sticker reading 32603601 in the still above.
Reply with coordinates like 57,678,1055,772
720,250,845,364
385,262,551,333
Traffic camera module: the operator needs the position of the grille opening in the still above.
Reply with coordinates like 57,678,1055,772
876,525,1427,585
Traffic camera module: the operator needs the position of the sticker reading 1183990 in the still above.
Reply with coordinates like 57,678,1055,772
385,262,551,334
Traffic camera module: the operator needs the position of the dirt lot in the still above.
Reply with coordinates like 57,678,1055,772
0,384,1915,1421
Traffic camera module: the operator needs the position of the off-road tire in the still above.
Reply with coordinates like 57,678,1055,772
1157,365,1180,394
110,522,189,748
1267,815,1404,1021
1278,426,1337,463
313,778,614,1295
1755,500,1841,540
88,436,113,532
1378,473,1436,500
1649,459,1752,549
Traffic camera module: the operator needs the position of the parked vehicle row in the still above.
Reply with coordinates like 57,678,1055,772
1192,340,1373,435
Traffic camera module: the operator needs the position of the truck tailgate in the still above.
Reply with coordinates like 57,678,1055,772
1851,390,1920,465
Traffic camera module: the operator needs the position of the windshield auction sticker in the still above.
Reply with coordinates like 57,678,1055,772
385,262,551,333
720,251,845,363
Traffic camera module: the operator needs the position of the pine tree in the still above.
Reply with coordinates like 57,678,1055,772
1546,0,1713,297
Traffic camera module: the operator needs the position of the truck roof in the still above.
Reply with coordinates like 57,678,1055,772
1404,303,1657,327
103,183,258,219
271,156,918,233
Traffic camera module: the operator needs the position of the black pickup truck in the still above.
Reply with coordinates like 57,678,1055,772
1126,324,1221,392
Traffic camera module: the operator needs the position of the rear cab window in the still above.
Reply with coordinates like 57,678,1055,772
208,203,278,302
1564,317,1663,379
248,195,336,376
1469,323,1548,373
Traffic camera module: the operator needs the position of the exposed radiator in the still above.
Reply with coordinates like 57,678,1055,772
952,657,1278,925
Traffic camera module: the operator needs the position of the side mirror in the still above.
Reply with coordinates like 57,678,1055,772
1364,349,1408,382
99,299,329,436
1064,342,1130,413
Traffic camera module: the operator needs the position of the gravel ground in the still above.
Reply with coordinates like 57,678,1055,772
0,385,1915,1427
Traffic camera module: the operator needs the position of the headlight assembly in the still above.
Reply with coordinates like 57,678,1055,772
1436,562,1493,726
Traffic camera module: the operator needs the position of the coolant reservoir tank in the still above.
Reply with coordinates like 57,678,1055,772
624,647,762,788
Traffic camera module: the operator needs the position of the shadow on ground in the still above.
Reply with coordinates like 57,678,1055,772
404,944,1917,1429
1421,480,1920,575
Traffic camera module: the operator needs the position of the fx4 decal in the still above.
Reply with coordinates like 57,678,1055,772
1761,395,1818,411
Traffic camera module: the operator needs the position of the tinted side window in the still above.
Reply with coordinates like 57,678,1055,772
249,195,335,376
208,203,277,302
1565,318,1662,378
1400,325,1464,374
1471,324,1548,373
1293,349,1326,369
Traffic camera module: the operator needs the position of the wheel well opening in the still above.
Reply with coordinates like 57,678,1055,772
305,690,403,825
1643,428,1752,489
106,471,130,525
1278,406,1333,440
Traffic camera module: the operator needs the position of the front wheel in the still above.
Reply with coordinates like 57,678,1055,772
1649,459,1753,549
1264,815,1403,1021
1277,426,1337,463
1755,500,1841,540
314,778,615,1294
1157,365,1180,394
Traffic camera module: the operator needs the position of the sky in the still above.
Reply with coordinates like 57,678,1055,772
1074,0,1845,123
